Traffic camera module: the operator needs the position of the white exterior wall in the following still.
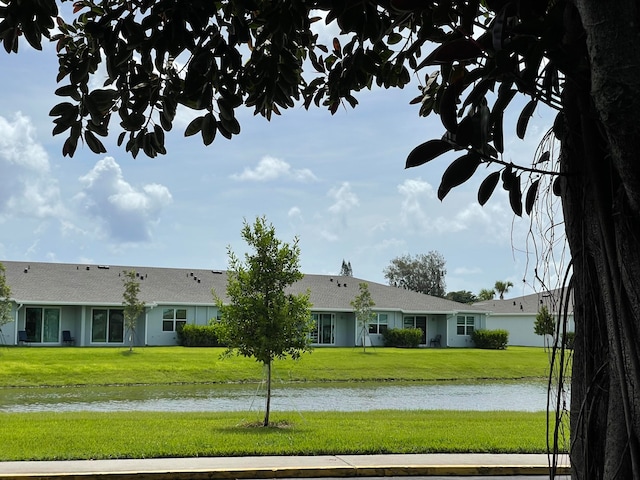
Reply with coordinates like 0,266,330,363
486,314,575,347
446,314,474,347
486,315,541,346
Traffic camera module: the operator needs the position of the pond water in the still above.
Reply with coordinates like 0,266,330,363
0,381,566,413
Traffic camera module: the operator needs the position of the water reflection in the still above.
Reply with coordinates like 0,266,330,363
0,381,565,413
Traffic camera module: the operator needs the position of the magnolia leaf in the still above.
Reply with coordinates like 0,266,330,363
525,179,540,215
501,165,516,190
416,38,483,69
201,113,217,145
437,152,482,200
536,150,550,164
184,115,204,137
508,175,523,216
516,100,537,139
405,139,454,168
84,130,106,154
440,79,464,133
478,171,500,206
62,134,78,157
553,176,562,196
493,113,504,153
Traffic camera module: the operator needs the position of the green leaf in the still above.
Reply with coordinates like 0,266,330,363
553,176,562,196
478,171,500,206
536,151,550,164
437,152,482,200
62,134,78,157
387,32,403,45
219,115,240,136
491,83,517,123
49,102,76,117
405,139,454,168
54,85,81,101
84,130,106,154
493,113,504,153
201,113,217,145
184,116,204,137
440,79,463,133
417,38,483,69
516,100,537,139
508,175,523,217
525,179,539,215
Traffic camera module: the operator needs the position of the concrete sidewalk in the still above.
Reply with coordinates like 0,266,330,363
0,454,571,479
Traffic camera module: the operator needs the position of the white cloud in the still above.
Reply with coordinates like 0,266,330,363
453,266,483,275
231,155,317,182
0,113,65,219
288,206,302,218
76,157,172,242
328,182,359,213
397,177,434,229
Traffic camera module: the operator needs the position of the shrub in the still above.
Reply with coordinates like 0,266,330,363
472,329,509,349
562,331,575,350
382,328,422,348
177,324,222,347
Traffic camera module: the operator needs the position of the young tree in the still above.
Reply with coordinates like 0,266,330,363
477,289,496,301
215,217,313,426
350,282,376,352
534,305,556,351
5,0,640,475
494,281,514,300
340,260,353,277
383,252,446,297
122,270,145,352
0,263,13,340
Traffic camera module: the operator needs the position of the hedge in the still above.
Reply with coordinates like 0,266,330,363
382,328,422,348
471,329,509,349
176,324,222,347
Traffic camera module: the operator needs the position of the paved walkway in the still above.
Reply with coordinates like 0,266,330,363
0,454,570,479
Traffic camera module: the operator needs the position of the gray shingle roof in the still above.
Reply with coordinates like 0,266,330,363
472,288,572,315
2,260,484,314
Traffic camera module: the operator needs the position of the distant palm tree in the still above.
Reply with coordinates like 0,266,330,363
477,288,495,301
494,280,514,300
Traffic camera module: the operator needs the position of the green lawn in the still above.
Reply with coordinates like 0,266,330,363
0,346,554,387
0,346,567,460
0,410,565,461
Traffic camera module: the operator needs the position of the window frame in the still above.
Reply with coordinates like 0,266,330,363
24,307,60,343
162,308,188,332
456,315,475,336
368,313,388,335
91,308,125,344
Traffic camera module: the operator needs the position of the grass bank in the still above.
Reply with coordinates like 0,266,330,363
0,410,564,461
0,346,553,387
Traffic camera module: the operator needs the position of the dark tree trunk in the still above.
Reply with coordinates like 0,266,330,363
264,360,271,427
560,2,640,478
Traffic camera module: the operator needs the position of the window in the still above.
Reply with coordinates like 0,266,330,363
162,308,187,332
24,308,60,343
403,315,427,344
457,315,475,336
368,313,388,335
310,313,334,344
92,309,124,343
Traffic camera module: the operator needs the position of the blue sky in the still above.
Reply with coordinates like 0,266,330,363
0,25,565,298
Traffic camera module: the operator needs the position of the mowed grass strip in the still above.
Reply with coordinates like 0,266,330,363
0,410,564,461
0,346,553,387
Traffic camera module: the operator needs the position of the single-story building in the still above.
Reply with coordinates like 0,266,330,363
0,260,573,348
473,289,575,347
0,260,488,348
